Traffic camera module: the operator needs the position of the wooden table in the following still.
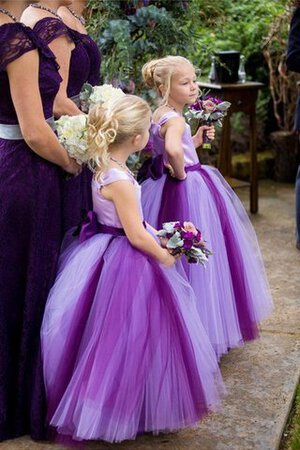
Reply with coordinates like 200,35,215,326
198,80,264,213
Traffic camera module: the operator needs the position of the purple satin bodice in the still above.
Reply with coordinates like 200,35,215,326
151,111,199,167
33,17,90,98
0,22,61,124
92,168,144,228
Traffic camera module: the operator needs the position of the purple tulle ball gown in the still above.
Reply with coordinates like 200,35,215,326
41,168,224,443
140,111,273,359
0,22,63,440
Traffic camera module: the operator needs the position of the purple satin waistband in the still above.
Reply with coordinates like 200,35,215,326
73,210,146,243
137,154,201,182
73,210,125,243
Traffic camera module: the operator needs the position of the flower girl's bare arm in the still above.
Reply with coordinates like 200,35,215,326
103,180,176,267
163,117,186,179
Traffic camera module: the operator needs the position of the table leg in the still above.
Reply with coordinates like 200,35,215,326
249,112,258,213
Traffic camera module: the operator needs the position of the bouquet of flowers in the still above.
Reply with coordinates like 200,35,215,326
80,83,126,112
185,94,231,149
157,221,212,265
56,114,88,165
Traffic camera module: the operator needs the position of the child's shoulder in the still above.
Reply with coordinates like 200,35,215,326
153,107,185,127
94,167,135,188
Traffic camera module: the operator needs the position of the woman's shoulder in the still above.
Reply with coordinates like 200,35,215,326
0,22,37,71
32,17,72,45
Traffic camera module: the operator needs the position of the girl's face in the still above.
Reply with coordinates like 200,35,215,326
168,63,198,106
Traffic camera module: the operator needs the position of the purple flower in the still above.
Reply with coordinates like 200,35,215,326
181,230,195,240
183,239,194,250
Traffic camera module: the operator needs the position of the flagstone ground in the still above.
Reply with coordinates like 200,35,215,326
1,180,299,450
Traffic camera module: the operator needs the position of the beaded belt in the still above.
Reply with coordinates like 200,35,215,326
0,116,56,140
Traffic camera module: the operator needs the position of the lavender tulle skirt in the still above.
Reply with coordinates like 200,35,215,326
141,164,273,359
41,231,224,443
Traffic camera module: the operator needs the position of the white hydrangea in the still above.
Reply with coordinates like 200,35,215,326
56,114,88,165
88,84,125,109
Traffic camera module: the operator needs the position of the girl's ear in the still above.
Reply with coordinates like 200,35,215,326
158,84,166,96
132,134,142,147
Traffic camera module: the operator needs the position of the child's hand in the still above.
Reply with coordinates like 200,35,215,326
194,125,215,148
165,163,186,180
158,236,169,248
165,163,175,177
161,249,177,267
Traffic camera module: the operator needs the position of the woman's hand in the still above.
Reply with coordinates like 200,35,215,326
62,158,82,176
193,125,215,148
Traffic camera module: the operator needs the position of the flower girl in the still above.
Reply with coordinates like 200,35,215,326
140,56,273,359
41,95,223,443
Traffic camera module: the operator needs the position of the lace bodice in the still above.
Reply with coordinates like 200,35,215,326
0,22,61,124
33,18,90,98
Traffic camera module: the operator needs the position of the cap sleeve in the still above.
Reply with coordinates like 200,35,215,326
97,168,135,188
158,111,181,126
33,17,73,45
0,23,36,72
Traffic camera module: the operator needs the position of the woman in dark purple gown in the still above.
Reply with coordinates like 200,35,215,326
0,0,80,441
58,0,101,86
22,1,100,233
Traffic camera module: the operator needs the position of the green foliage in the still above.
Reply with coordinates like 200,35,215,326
86,0,195,89
85,0,296,133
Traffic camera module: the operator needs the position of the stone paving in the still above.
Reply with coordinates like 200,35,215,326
1,180,299,450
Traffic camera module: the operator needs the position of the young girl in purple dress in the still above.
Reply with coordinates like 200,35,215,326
140,56,273,359
41,95,224,443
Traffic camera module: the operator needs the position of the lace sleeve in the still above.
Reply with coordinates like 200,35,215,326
0,23,36,72
33,17,72,45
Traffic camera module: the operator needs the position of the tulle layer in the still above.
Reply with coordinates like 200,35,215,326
141,165,273,359
41,234,223,443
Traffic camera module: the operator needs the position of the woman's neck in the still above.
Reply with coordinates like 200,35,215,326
37,0,61,11
70,0,85,16
0,1,28,20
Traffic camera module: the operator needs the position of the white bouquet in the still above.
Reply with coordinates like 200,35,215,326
80,83,125,111
56,114,88,165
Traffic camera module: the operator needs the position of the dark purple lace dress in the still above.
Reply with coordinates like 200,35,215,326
0,22,63,441
33,18,100,233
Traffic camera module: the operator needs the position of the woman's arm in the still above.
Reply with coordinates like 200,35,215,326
162,117,186,180
7,49,80,174
103,180,176,267
48,35,82,117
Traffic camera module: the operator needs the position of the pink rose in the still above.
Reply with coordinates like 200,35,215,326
183,221,198,236
202,99,217,113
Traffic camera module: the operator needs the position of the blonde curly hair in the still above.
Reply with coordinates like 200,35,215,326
142,56,195,104
87,94,151,172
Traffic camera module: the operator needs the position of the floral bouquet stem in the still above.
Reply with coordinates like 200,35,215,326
202,120,212,150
